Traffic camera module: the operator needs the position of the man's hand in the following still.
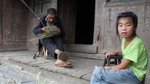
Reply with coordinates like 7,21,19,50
41,27,48,31
57,29,61,35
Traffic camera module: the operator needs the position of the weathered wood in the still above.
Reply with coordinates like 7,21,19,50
0,44,27,52
50,0,57,9
94,0,150,82
63,44,97,54
0,0,29,51
1,0,150,82
27,17,39,51
27,0,58,51
28,0,150,56
0,0,3,45
94,0,150,53
65,51,104,60
57,0,76,43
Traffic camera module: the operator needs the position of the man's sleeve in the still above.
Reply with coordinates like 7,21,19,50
32,16,45,35
55,17,65,38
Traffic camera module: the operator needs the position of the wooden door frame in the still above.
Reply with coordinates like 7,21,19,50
57,0,97,54
57,0,76,44
0,0,3,45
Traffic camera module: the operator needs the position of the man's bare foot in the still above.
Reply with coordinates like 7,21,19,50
55,59,72,68
57,52,68,61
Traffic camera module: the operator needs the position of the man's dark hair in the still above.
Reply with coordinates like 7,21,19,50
47,8,57,15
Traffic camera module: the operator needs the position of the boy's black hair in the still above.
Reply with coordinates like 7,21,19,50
116,12,138,38
47,8,57,15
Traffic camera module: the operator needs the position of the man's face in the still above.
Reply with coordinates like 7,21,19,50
46,14,56,24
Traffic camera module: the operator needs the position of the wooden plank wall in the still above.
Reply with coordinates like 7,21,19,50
0,0,3,46
94,0,150,83
94,0,150,54
0,0,29,51
27,0,58,51
57,0,76,44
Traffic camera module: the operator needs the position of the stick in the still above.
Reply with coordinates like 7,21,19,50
20,0,45,27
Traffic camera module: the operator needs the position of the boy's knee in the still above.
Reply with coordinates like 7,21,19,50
93,67,103,76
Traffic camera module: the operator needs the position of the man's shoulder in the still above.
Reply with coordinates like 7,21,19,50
40,15,47,20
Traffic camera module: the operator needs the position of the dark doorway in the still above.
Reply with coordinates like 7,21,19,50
75,0,95,44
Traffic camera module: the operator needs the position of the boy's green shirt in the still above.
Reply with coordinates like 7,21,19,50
121,36,148,81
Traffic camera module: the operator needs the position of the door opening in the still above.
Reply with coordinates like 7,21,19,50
75,0,95,44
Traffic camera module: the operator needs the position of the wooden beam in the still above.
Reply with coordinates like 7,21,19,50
63,44,97,54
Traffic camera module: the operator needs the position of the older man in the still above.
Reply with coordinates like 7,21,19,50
33,8,71,67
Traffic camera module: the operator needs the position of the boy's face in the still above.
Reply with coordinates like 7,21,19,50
118,17,135,38
46,14,56,24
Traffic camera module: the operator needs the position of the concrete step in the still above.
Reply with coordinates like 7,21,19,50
63,44,98,54
0,51,105,84
0,57,90,84
0,63,37,84
65,51,105,60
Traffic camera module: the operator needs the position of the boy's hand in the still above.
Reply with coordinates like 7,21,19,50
105,52,116,59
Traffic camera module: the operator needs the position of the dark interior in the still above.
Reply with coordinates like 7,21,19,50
75,0,95,44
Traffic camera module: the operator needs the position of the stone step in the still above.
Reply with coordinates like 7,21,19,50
0,51,99,84
63,44,98,54
65,51,105,60
1,58,90,84
0,64,37,84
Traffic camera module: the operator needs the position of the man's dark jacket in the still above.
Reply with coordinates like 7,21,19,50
33,15,65,51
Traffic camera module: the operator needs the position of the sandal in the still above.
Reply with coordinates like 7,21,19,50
63,63,73,68
57,52,68,61
55,60,73,68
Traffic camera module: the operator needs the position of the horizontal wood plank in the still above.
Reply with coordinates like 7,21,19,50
63,44,97,54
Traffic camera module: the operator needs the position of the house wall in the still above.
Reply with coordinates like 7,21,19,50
0,0,29,51
94,0,150,83
0,0,3,46
94,0,150,53
57,0,76,44
27,0,58,51
0,0,149,83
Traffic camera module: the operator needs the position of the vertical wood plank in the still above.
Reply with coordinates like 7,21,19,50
3,0,12,44
0,0,29,51
57,0,76,43
50,0,57,9
0,0,3,45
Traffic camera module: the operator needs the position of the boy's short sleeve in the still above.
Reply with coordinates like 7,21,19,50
124,43,139,63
